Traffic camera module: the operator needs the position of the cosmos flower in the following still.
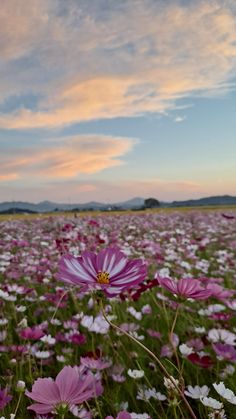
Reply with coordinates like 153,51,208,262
200,396,223,410
157,277,212,300
184,385,209,399
106,413,132,419
213,382,236,404
127,369,144,379
187,353,214,368
208,329,236,345
25,365,103,414
212,343,236,361
20,327,44,340
57,247,147,297
80,356,112,370
0,386,12,410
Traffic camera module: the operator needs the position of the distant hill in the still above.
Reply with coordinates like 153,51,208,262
0,195,235,214
0,197,145,213
171,195,236,207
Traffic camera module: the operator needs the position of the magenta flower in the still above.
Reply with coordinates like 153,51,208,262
25,365,103,415
205,283,235,300
212,343,236,362
80,356,112,370
20,327,45,340
57,247,147,297
0,386,12,410
157,277,212,300
106,413,132,419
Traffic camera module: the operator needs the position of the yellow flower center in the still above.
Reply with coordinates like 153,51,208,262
97,271,110,284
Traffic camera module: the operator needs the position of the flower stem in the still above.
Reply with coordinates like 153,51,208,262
169,303,181,372
100,302,197,419
13,392,23,417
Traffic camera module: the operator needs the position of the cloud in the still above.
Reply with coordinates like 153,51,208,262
0,134,136,180
174,116,186,123
1,1,236,128
0,173,19,181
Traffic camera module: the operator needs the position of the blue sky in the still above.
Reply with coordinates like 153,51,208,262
0,0,236,203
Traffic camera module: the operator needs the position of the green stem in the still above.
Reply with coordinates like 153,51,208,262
13,392,23,417
50,290,68,321
170,304,180,338
169,304,181,373
100,302,197,419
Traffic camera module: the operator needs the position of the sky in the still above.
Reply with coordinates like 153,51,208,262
0,0,236,203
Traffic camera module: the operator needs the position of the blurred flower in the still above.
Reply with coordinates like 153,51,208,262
208,329,236,345
200,397,223,410
179,343,194,356
213,382,236,404
20,327,44,340
0,386,12,410
25,365,103,415
157,277,212,300
212,343,236,361
187,353,213,368
127,369,144,379
184,385,209,399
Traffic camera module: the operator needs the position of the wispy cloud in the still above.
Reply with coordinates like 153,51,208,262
0,1,236,128
0,134,136,180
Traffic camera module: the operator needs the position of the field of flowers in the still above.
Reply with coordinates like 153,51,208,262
0,209,236,419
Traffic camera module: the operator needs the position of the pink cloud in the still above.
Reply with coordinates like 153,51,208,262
0,134,136,180
0,1,236,127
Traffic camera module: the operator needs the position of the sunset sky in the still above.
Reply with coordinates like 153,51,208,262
1,0,236,203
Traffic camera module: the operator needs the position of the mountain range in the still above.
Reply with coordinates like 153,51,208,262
0,195,236,213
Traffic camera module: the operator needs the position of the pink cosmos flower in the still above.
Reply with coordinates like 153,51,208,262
212,343,236,362
205,283,235,300
80,356,112,370
57,248,147,297
20,327,45,340
157,277,212,300
106,413,132,419
25,365,103,415
0,386,12,410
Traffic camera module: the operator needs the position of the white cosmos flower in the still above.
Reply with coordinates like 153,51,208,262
194,326,206,334
127,369,144,379
35,350,51,359
179,343,194,356
184,385,210,399
137,386,166,401
200,396,223,410
213,382,236,405
208,329,236,345
40,334,56,345
146,388,166,401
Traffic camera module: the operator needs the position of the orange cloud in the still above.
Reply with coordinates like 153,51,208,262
0,1,236,128
0,134,136,180
0,173,19,181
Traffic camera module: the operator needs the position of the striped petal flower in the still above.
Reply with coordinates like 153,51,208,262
157,277,212,300
57,247,147,297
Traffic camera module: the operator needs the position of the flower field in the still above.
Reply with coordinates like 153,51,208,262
0,210,236,419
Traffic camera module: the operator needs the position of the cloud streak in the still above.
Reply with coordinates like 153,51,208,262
0,134,136,180
1,1,236,128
